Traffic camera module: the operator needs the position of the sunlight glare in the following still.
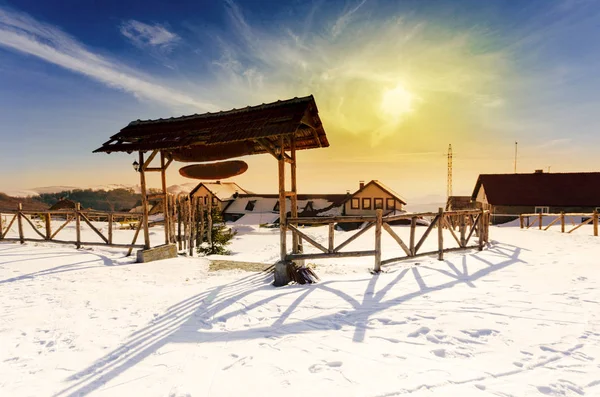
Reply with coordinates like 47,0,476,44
380,84,414,121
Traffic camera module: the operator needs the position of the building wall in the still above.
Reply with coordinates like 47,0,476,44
344,183,404,216
190,186,226,212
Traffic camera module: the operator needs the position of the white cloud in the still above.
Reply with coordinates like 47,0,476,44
0,7,217,111
120,20,179,50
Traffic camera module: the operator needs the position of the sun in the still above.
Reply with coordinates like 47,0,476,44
380,84,414,121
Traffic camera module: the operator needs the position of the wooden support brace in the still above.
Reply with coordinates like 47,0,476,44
382,222,411,256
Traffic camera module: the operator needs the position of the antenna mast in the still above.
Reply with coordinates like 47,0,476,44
447,144,453,199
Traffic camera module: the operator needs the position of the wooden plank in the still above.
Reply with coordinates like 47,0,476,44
594,211,598,237
567,217,593,233
290,134,299,255
519,214,524,229
538,212,543,230
207,194,213,246
543,216,560,231
75,203,81,249
334,222,375,252
459,214,466,247
287,216,377,224
127,220,144,256
2,238,144,249
286,250,376,261
45,213,51,240
256,138,280,160
139,151,151,249
50,216,72,239
160,151,170,245
137,244,177,263
278,136,286,261
465,213,481,245
414,214,440,254
478,209,484,251
287,224,328,253
560,212,565,233
17,203,24,244
0,212,3,239
79,212,109,244
199,200,205,245
382,222,411,256
382,245,481,266
437,208,444,261
409,216,417,256
108,214,113,245
21,214,46,239
2,214,17,239
177,197,182,249
374,209,382,272
142,149,159,170
526,216,538,229
443,217,461,247
328,223,335,253
188,198,194,257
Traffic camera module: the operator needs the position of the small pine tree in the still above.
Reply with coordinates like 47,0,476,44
197,207,237,255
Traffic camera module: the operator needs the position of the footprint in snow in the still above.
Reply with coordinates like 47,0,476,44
407,326,431,338
308,361,343,373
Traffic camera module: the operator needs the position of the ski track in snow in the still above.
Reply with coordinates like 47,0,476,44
0,223,599,396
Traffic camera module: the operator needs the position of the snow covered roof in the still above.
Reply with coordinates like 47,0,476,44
189,182,248,201
224,194,347,215
346,180,407,205
472,172,600,206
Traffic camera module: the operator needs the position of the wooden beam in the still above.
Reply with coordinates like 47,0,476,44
567,217,594,234
594,210,598,237
414,214,439,254
287,224,328,253
287,216,377,224
286,250,376,261
2,214,17,239
443,217,462,247
51,216,72,239
374,209,383,272
139,151,151,249
21,213,46,239
382,222,411,256
75,203,81,249
108,214,113,245
142,149,159,171
278,135,287,261
437,208,444,261
127,220,143,256
17,203,24,244
161,151,170,245
328,223,335,253
334,222,375,252
2,237,143,249
290,134,299,255
382,245,481,266
144,167,163,172
465,213,481,245
79,212,109,244
409,216,417,256
543,216,561,231
45,213,51,240
256,138,280,160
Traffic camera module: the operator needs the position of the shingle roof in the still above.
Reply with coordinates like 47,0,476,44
471,172,600,206
93,95,328,155
445,196,476,210
189,182,247,201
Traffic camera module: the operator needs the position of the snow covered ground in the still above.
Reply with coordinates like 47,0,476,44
1,222,599,396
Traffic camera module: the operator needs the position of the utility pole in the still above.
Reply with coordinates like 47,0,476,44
447,144,453,200
514,141,518,173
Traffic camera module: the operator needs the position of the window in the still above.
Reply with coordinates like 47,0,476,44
534,206,549,214
212,197,218,205
362,198,372,210
351,198,360,209
304,201,314,212
203,196,208,205
374,198,383,210
386,198,396,210
245,200,256,211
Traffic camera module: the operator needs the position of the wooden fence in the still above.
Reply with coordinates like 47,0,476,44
286,208,490,271
519,212,599,236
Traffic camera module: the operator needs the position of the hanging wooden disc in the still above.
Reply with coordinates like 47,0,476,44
179,160,249,180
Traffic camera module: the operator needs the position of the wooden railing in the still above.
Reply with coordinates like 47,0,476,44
519,212,599,236
285,208,490,271
0,203,145,255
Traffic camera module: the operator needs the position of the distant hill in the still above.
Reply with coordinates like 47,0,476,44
0,193,49,211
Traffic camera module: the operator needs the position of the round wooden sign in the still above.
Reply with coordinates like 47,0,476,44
179,160,248,180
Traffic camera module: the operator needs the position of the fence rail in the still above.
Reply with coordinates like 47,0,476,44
517,212,599,236
285,208,490,270
0,203,145,255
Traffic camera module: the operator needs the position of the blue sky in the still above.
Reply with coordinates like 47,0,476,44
1,0,600,199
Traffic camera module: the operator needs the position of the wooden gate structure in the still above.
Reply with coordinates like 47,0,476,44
93,95,329,262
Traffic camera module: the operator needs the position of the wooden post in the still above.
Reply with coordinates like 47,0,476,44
410,216,416,256
195,198,201,246
0,212,3,239
108,213,113,245
594,210,598,237
459,214,466,247
560,211,565,233
290,135,299,254
478,209,484,251
519,214,524,229
278,136,286,261
75,202,81,249
437,207,444,260
182,198,188,251
45,213,51,240
538,212,543,230
207,195,213,246
177,197,183,250
328,223,335,253
199,200,205,245
160,151,170,245
188,197,194,256
139,151,151,249
374,209,382,272
17,203,24,244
